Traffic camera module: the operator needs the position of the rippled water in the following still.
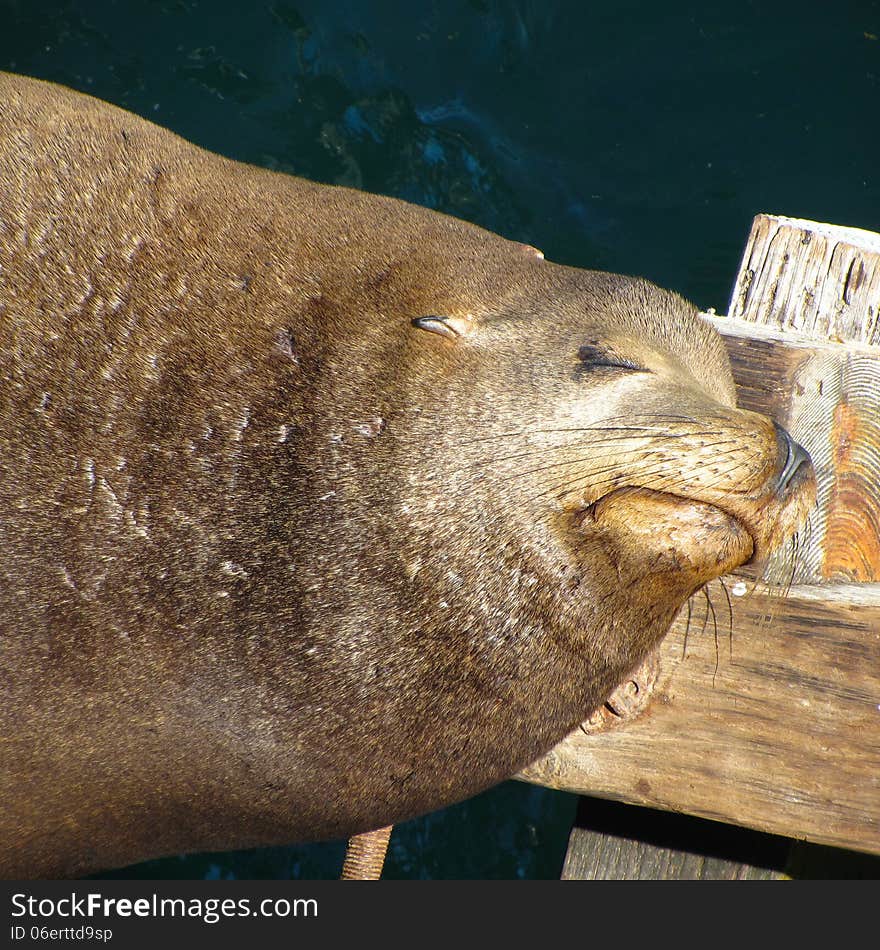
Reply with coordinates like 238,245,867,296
3,0,878,878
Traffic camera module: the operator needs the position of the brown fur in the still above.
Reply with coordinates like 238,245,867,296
0,73,815,877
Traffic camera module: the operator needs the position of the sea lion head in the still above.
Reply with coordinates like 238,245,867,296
381,266,816,674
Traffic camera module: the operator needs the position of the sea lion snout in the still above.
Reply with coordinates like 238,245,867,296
503,308,818,581
773,423,813,497
735,421,817,564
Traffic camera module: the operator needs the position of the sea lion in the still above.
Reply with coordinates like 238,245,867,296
0,72,816,878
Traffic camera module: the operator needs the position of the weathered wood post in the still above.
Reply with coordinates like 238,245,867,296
724,214,880,585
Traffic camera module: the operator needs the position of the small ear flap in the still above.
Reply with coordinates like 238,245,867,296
411,315,474,341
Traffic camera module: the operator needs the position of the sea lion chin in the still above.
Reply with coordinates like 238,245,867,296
0,72,816,877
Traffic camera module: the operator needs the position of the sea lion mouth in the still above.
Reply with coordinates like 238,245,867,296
586,438,816,581
587,486,755,581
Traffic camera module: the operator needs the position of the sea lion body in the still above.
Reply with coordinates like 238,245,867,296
0,73,815,877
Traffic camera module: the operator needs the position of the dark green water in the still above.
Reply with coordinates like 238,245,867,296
2,0,878,879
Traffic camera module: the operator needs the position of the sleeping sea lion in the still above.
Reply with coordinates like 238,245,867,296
0,72,816,877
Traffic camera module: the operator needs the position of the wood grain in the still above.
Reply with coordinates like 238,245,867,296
706,314,880,584
520,581,880,855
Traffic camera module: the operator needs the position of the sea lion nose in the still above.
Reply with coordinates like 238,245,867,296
774,423,812,495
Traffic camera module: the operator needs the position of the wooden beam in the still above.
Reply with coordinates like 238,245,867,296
560,797,789,880
520,581,880,855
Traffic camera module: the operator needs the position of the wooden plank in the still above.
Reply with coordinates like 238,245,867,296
561,797,788,880
520,580,880,855
561,826,785,880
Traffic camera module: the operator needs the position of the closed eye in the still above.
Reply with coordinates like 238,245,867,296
576,343,644,373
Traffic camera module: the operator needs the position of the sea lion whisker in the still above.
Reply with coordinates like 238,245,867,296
682,595,693,660
453,426,621,446
492,434,728,483
705,588,721,687
567,412,713,427
462,431,722,474
651,442,763,489
453,421,668,445
487,447,638,479
796,511,816,577
784,534,797,593
530,462,674,503
683,440,766,467
453,412,726,447
789,536,799,594
531,436,764,502
690,451,772,495
529,453,692,500
691,438,761,456
783,522,807,596
459,444,630,481
719,577,734,658
699,588,712,640
452,420,710,448
529,444,727,499
538,446,746,502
